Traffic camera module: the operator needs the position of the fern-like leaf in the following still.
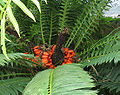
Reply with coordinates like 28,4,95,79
23,64,97,95
59,0,71,32
80,27,120,66
92,63,120,94
0,77,31,95
0,53,34,66
66,0,110,50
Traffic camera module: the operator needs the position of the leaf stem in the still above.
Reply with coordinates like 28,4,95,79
40,0,45,43
49,70,54,95
49,12,53,45
91,65,99,76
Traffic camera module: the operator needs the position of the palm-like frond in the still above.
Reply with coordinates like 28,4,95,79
91,63,120,94
66,0,110,50
29,0,59,44
80,27,120,66
0,77,31,95
0,53,37,95
0,53,34,66
58,0,71,32
1,0,118,94
23,64,97,95
82,51,120,66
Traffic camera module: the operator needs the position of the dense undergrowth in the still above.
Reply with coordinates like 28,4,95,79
0,0,120,95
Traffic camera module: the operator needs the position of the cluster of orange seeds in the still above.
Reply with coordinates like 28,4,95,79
62,48,76,65
25,45,76,69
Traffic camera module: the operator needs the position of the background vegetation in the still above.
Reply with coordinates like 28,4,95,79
0,0,120,95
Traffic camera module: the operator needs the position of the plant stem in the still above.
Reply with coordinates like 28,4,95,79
40,0,45,43
49,12,53,45
91,65,99,76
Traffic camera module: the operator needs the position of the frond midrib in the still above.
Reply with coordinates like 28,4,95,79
49,70,54,95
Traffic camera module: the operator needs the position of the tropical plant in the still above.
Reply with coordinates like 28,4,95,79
0,0,120,95
0,0,47,58
23,64,97,95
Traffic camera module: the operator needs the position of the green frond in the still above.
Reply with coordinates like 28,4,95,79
59,0,71,32
80,27,120,66
0,77,31,95
49,12,53,45
40,0,45,43
99,82,120,94
58,0,82,33
66,0,109,49
0,53,34,66
80,27,120,57
23,64,97,95
93,63,120,94
24,69,51,95
29,0,59,44
82,51,120,66
0,72,32,80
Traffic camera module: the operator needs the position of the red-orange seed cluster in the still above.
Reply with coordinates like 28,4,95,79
25,45,76,69
62,48,76,65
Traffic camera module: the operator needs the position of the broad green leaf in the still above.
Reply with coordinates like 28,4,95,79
0,1,5,6
23,64,97,95
31,0,41,13
1,12,9,60
0,5,2,10
23,69,51,95
12,0,36,22
1,13,5,45
6,5,20,37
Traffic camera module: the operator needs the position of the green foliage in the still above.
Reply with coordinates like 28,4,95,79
30,0,60,44
0,53,34,66
0,0,47,57
0,77,31,95
0,0,42,58
80,27,120,66
0,53,36,95
59,0,71,32
1,0,120,95
10,0,111,50
66,0,110,50
23,64,97,95
90,63,120,95
1,11,8,59
79,26,120,94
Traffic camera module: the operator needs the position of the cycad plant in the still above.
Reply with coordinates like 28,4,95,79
0,0,120,95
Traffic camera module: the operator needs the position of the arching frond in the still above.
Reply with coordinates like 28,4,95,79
23,64,97,95
0,77,31,95
80,27,120,66
66,0,110,50
0,53,34,66
30,0,59,44
92,63,120,94
58,0,71,32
